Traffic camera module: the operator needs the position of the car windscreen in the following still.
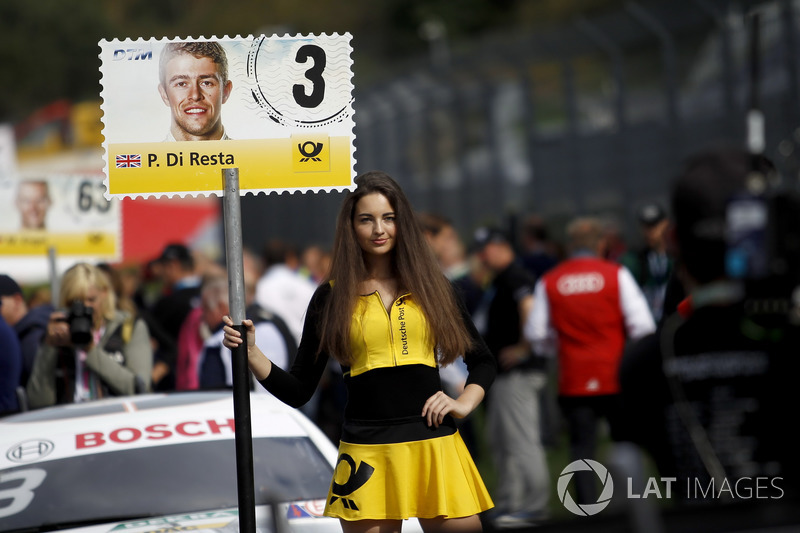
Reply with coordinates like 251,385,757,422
0,437,333,531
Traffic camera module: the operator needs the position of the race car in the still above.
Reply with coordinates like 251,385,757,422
0,392,420,533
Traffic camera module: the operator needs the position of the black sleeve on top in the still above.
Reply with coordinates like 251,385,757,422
452,282,497,392
258,283,331,408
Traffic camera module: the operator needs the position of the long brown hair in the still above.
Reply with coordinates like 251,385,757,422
318,171,473,366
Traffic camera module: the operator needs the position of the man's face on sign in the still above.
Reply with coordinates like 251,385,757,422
158,53,232,141
16,182,51,230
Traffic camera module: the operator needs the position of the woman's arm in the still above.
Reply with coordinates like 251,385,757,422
223,284,331,408
423,285,497,428
455,287,497,392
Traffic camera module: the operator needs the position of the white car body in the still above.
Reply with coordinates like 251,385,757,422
0,392,421,533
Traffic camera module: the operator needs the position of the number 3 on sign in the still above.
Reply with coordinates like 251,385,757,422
248,35,352,128
294,44,326,108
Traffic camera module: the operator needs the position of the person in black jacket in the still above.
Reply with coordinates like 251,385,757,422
147,243,201,391
472,226,551,527
619,146,800,504
0,274,53,389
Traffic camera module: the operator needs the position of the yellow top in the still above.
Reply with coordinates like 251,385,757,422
346,292,436,377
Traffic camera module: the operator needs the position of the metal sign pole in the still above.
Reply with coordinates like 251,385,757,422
222,167,256,533
48,246,59,308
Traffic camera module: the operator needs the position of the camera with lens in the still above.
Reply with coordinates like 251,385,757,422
67,300,94,346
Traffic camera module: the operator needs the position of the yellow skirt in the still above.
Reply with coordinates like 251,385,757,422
324,429,494,521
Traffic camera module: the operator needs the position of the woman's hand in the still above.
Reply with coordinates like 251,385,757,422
222,316,255,351
45,311,72,347
422,391,465,428
422,384,486,428
222,315,272,381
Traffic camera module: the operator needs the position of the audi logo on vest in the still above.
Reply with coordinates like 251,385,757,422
557,273,605,295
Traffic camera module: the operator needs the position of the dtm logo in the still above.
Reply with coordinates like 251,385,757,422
113,49,153,61
558,459,614,516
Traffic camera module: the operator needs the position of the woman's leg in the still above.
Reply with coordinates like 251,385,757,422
339,519,403,533
418,515,483,533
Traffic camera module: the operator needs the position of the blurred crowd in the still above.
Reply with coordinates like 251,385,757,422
0,203,669,508
2,146,798,527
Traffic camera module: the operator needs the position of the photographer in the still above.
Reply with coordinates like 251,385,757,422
618,146,800,502
26,263,153,408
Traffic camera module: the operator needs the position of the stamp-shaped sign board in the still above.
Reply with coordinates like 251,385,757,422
99,34,355,199
0,174,121,261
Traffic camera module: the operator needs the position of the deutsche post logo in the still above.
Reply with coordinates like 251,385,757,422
298,141,323,162
329,453,375,510
292,133,330,172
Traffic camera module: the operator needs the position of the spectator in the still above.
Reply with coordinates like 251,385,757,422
198,273,295,391
253,239,319,418
619,147,800,501
174,273,227,391
525,216,655,505
26,263,153,408
254,239,316,347
419,212,486,316
25,285,52,310
300,244,332,284
619,203,674,322
242,246,264,289
97,263,143,347
601,216,628,262
518,213,559,281
0,274,53,387
0,306,22,415
516,214,563,448
147,243,201,391
472,226,551,528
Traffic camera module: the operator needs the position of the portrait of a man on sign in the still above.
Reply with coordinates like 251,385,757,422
0,175,120,261
158,41,233,142
15,180,52,231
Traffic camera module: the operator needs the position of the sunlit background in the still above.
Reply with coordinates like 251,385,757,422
1,0,794,278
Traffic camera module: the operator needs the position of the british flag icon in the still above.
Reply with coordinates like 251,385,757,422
115,154,141,168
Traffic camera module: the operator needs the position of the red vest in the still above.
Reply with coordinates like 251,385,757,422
543,257,625,396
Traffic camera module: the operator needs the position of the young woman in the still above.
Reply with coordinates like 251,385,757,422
26,262,153,407
223,171,496,532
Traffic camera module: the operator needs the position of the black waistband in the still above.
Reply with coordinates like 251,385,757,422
341,415,457,445
344,364,444,421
